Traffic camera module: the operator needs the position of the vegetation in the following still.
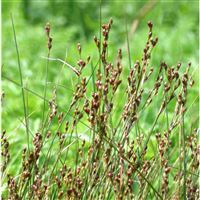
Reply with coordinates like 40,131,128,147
1,1,199,199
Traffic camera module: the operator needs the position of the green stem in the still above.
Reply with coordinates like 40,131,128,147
11,14,30,153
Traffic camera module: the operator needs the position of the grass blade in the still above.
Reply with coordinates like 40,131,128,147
11,14,30,153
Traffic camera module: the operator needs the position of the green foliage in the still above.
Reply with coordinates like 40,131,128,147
1,1,199,199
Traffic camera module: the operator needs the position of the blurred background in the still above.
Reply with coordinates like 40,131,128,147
2,0,199,174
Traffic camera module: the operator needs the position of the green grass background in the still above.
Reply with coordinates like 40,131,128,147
2,0,199,180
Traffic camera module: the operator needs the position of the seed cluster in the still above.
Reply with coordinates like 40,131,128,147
45,22,53,50
1,130,10,173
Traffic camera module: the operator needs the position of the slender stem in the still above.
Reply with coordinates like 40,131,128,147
91,62,96,93
125,17,131,69
11,14,30,153
181,108,187,200
42,51,50,133
99,0,102,73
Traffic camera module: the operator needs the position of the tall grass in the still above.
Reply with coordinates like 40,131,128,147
1,15,199,200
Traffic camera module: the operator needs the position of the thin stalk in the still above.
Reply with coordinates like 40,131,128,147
179,116,182,198
11,14,30,153
99,0,102,73
91,61,96,93
125,17,131,69
162,72,169,131
41,50,50,133
181,108,187,200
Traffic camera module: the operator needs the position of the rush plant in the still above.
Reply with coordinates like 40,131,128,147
1,17,199,200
